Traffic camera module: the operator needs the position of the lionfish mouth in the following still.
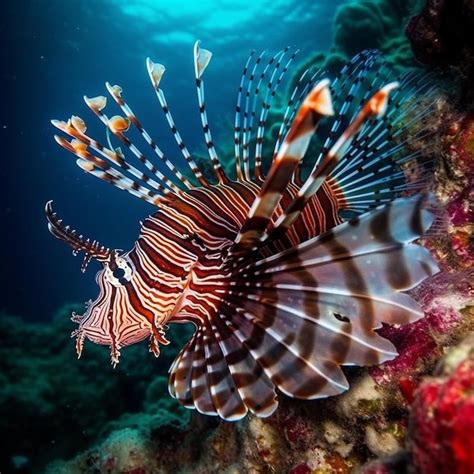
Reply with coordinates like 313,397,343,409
72,287,171,368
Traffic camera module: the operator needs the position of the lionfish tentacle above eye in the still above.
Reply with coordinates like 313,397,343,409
45,201,111,272
48,44,441,421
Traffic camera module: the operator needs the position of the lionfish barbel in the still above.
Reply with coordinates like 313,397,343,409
47,42,440,420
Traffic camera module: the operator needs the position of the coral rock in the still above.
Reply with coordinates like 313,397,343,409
409,336,474,474
407,0,474,100
370,270,474,390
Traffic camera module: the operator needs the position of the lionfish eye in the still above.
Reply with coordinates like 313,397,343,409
113,268,126,279
104,256,133,287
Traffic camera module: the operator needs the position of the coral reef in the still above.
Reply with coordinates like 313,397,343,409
431,113,474,271
332,0,422,69
370,270,474,389
290,0,422,90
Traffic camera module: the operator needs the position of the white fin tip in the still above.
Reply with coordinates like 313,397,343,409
84,95,107,111
71,115,87,133
306,79,334,116
146,58,166,89
370,81,400,118
51,119,68,130
194,40,212,78
105,82,123,98
108,115,130,133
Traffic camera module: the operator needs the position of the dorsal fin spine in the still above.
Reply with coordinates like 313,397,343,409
194,41,229,184
146,57,210,187
105,81,194,190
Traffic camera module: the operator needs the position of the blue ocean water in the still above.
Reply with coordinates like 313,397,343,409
1,0,348,322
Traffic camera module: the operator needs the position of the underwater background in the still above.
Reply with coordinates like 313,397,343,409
1,0,473,473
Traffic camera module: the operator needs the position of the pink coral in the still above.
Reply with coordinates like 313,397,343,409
369,270,473,390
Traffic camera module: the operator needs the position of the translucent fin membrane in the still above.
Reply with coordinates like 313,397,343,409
262,82,400,242
230,49,438,254
270,51,439,226
171,194,439,419
327,68,439,214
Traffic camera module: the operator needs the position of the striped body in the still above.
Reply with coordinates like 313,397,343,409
47,44,440,420
77,181,341,350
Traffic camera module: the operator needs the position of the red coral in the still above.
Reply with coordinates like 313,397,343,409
398,377,418,404
290,463,312,474
410,359,474,474
284,416,311,445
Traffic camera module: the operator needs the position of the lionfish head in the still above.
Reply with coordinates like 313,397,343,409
45,201,169,367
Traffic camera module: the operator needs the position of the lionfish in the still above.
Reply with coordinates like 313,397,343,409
47,42,440,421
